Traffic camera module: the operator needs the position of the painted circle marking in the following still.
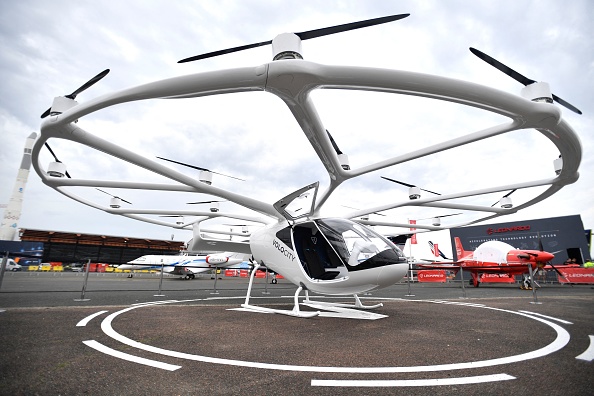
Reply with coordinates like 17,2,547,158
98,298,570,373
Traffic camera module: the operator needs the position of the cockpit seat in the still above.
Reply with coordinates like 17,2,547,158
318,270,340,280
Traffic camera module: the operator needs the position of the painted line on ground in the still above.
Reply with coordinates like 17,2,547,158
575,335,594,362
518,311,573,324
76,310,108,327
83,340,181,371
96,299,570,373
311,373,516,387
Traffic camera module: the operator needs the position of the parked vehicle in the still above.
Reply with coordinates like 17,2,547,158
3,259,22,271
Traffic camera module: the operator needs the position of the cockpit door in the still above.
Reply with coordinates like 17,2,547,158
273,182,319,221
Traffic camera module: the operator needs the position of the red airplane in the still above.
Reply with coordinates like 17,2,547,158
419,237,555,288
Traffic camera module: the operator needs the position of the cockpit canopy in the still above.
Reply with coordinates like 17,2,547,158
277,218,406,281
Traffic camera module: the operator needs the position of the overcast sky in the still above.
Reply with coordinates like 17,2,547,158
1,0,592,258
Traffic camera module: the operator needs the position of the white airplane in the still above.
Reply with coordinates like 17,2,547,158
118,252,248,279
32,14,582,318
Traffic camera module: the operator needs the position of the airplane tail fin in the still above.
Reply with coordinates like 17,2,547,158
428,241,450,260
454,237,469,260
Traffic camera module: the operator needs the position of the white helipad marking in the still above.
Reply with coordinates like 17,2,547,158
575,335,594,362
518,311,573,324
311,373,516,387
94,298,571,374
76,310,108,327
83,340,181,371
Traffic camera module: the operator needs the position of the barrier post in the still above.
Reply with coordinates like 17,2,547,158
0,251,8,292
154,261,165,297
460,268,467,299
405,261,414,297
211,266,219,295
74,258,92,301
262,268,270,295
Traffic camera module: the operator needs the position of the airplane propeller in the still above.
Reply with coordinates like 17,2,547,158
41,69,110,118
469,48,582,115
381,176,441,195
178,13,410,63
156,157,245,181
44,143,71,178
96,188,132,205
533,232,569,283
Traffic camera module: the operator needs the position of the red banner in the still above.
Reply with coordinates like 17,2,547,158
480,273,515,283
418,270,447,282
556,268,594,283
409,220,417,245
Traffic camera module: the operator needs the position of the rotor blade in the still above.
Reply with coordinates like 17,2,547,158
40,107,52,119
491,189,516,207
436,213,463,218
178,40,272,63
503,189,517,198
381,176,441,195
178,14,409,63
469,48,535,86
157,156,245,181
44,143,71,178
470,48,582,115
157,156,208,171
45,142,60,162
186,200,225,205
551,93,582,115
96,188,114,197
381,176,414,188
326,130,343,155
342,205,386,216
66,69,110,99
41,69,110,118
295,13,410,40
96,188,132,204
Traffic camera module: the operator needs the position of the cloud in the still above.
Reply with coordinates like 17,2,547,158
0,0,591,258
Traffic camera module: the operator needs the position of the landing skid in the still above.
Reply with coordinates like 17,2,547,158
236,263,385,319
240,263,319,318
304,291,383,310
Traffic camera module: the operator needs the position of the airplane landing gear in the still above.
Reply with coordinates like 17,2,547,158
520,274,532,290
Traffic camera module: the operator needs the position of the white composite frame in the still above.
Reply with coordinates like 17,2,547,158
32,59,582,235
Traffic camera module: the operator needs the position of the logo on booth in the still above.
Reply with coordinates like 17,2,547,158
487,225,530,235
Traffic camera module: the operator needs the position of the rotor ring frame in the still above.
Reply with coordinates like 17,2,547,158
33,60,581,231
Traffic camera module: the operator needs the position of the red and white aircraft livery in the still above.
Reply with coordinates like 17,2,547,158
419,237,555,287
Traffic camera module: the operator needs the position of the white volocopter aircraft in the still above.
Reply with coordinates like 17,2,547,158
32,14,582,318
118,252,248,279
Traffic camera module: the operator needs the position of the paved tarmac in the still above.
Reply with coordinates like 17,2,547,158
0,272,592,395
